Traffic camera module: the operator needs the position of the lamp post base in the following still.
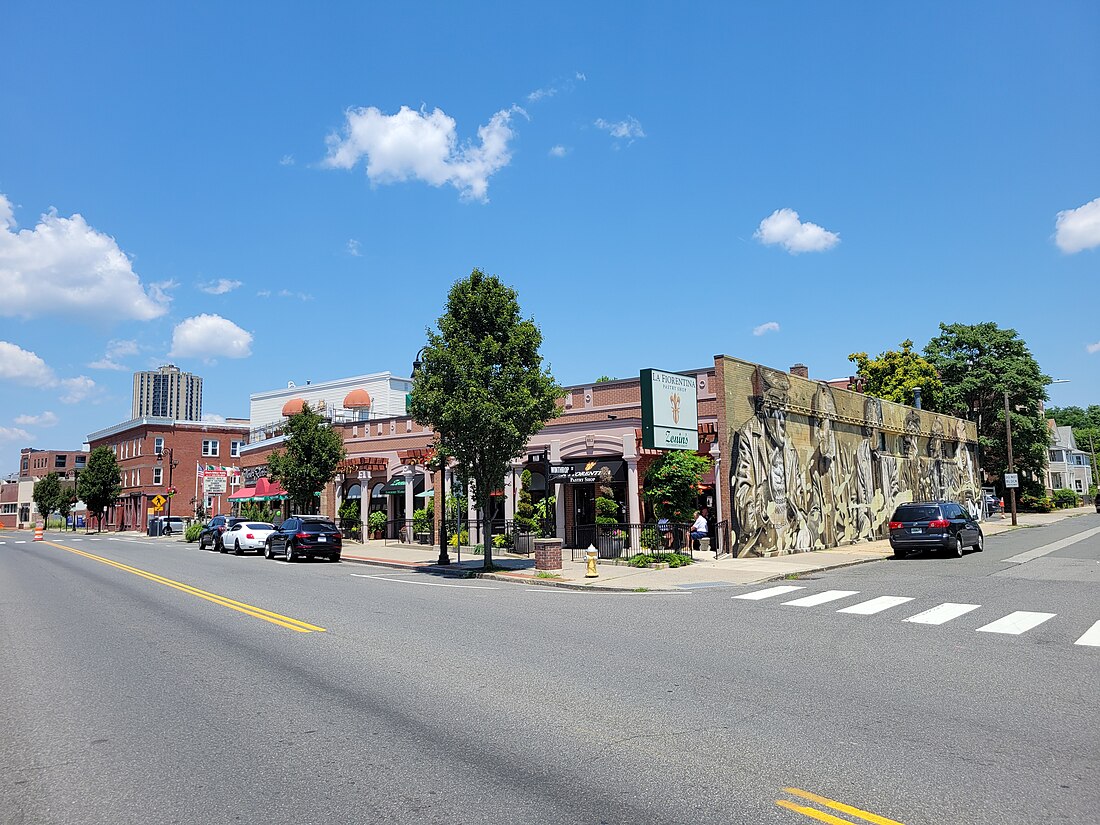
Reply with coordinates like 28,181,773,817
436,548,451,565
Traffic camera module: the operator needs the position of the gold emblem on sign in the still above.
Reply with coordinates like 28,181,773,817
670,393,681,424
585,461,597,471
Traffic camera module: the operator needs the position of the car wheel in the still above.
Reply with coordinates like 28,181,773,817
331,553,341,563
199,535,207,550
234,539,242,556
218,537,227,553
285,541,295,563
953,536,964,558
975,531,984,552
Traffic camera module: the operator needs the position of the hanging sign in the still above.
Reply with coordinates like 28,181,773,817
640,368,698,451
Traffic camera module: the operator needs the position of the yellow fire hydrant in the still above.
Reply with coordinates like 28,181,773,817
585,546,599,578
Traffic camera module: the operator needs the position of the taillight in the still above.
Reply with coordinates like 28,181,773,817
928,519,950,528
333,532,342,540
246,533,254,539
296,532,310,539
888,521,903,530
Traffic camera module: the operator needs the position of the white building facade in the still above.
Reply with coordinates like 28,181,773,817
1046,424,1093,496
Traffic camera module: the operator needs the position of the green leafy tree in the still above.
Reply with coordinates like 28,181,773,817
57,486,78,530
924,322,1051,496
848,339,944,410
407,269,560,569
77,446,122,532
267,403,346,515
643,450,712,521
594,375,615,383
33,472,62,526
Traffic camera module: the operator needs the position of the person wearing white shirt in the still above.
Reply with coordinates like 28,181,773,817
690,508,709,549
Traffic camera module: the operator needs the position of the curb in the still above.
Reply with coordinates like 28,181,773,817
340,554,682,593
761,553,892,583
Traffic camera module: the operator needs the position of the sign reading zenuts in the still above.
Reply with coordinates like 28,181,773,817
640,368,698,451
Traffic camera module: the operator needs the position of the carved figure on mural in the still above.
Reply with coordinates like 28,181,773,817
732,368,808,555
954,418,976,500
901,409,922,495
854,398,885,541
926,416,949,500
808,383,841,549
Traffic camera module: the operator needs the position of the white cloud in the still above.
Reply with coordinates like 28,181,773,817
198,278,242,295
1087,341,1100,354
754,208,840,254
0,340,98,403
201,413,227,424
549,145,568,158
595,116,645,143
14,411,58,427
0,426,32,442
0,194,169,320
279,154,295,166
1054,197,1100,253
257,289,271,298
0,341,56,386
527,86,557,103
169,314,253,360
59,377,96,404
89,338,140,370
323,105,522,201
347,239,361,257
575,71,587,81
753,321,781,336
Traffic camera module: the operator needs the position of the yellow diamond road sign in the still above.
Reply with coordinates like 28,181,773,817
151,495,167,509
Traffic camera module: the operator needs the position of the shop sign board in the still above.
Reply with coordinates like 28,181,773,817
203,468,228,494
640,368,698,451
241,465,267,486
548,459,626,485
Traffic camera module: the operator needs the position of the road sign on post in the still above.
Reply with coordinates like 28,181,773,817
151,494,167,509
1003,473,1019,488
640,368,698,451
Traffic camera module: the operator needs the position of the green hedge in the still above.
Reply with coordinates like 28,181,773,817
627,552,692,568
185,523,203,542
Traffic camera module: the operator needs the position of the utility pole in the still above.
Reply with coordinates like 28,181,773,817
1004,391,1017,526
1090,430,1098,493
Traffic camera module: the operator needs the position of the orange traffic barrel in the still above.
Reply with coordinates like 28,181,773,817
33,523,44,541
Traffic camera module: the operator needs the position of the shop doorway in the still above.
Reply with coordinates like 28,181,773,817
573,484,596,547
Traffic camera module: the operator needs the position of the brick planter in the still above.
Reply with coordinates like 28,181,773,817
533,538,563,572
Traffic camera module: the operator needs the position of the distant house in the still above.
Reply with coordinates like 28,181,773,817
1045,422,1093,496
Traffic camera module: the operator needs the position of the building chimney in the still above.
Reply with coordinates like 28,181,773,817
790,363,809,379
913,386,922,409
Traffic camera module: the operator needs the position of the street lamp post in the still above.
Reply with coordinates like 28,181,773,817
1004,391,1017,526
412,347,451,566
156,447,178,519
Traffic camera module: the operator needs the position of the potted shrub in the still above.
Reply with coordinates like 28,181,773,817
368,509,387,539
513,470,541,553
595,496,624,557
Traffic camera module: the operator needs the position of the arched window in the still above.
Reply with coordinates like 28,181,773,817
347,483,362,499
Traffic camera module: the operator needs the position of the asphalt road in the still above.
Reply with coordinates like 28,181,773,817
2,515,1098,825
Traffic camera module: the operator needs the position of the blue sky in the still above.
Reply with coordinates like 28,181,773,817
2,1,1098,471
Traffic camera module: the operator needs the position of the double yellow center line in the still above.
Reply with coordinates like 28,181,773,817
776,787,905,825
45,540,326,633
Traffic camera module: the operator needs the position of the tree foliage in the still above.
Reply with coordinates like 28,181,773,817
513,469,539,535
924,322,1051,495
407,269,560,568
267,403,346,515
77,446,122,532
33,472,62,524
848,339,944,411
642,450,712,521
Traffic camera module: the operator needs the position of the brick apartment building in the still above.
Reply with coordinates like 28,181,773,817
1,447,90,529
85,417,250,530
20,447,88,480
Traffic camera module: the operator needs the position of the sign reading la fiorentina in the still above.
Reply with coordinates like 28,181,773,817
640,368,698,451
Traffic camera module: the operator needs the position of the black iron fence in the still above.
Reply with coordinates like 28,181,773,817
567,522,729,562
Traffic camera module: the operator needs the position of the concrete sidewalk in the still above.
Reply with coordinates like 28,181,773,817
337,506,1098,592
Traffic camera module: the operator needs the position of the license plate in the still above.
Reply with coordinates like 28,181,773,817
910,527,922,534
317,536,326,542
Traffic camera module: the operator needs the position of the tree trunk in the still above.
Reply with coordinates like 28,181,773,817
480,498,493,569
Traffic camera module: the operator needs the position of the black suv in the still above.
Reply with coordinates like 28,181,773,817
264,516,342,562
198,515,246,552
888,501,984,558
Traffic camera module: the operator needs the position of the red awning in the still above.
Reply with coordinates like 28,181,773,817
254,477,289,499
228,487,256,501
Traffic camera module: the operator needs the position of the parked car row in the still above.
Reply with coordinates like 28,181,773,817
197,514,342,562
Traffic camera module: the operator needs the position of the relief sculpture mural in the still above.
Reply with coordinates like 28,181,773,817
727,362,979,557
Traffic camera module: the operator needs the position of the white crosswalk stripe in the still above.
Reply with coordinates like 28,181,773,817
837,596,915,615
903,603,981,625
976,611,1056,635
782,590,859,607
733,585,805,601
1075,620,1100,647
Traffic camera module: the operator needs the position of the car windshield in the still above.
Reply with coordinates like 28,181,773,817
246,523,272,529
893,505,940,522
301,522,337,533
